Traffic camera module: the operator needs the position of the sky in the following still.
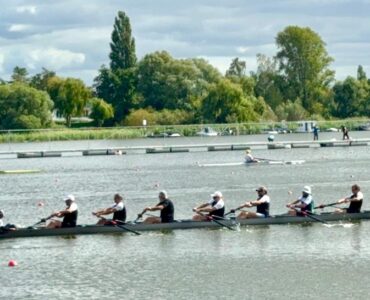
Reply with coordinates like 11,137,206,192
1,0,370,85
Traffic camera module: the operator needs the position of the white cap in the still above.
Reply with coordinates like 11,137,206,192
302,186,311,195
211,191,223,198
64,194,75,202
0,209,4,215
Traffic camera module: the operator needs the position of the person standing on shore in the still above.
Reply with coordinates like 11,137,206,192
313,125,319,141
342,126,350,140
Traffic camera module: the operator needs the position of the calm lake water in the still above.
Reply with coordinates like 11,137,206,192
1,133,370,299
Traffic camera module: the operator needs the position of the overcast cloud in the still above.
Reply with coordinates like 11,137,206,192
0,0,369,84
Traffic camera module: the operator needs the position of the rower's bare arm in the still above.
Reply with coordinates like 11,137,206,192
94,207,115,216
349,197,362,202
193,203,208,211
338,198,348,204
199,206,215,213
287,199,299,207
150,205,164,211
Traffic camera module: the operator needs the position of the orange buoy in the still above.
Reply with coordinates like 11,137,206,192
8,260,17,267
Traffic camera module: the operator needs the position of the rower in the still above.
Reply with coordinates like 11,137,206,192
286,186,314,216
235,186,270,219
192,191,225,221
334,184,363,214
0,210,4,227
245,149,259,163
92,193,126,225
46,195,78,228
139,191,174,224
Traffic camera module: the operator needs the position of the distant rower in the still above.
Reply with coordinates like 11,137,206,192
286,186,314,216
245,149,259,163
93,193,126,225
46,195,78,228
192,191,225,221
334,184,363,214
235,186,270,219
139,191,174,224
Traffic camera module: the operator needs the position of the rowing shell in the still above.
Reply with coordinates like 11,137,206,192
1,211,368,239
0,169,41,174
198,160,305,167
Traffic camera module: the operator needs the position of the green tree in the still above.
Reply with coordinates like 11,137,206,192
137,51,221,112
357,65,367,81
49,78,91,127
252,54,284,110
201,79,258,123
0,83,53,129
275,99,308,121
275,26,335,114
333,77,369,118
90,98,114,127
30,68,56,91
110,11,137,71
11,66,29,83
226,57,246,77
226,57,256,97
95,11,138,123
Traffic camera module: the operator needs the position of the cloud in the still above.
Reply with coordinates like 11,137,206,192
0,52,4,73
28,48,85,71
16,5,37,15
0,0,370,83
8,24,33,32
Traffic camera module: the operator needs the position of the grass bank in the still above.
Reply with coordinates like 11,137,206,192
0,118,368,144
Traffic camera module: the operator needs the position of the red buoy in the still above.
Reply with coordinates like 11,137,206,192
8,260,18,267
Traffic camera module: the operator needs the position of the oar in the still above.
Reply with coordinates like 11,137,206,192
314,202,339,209
113,219,141,235
195,211,236,231
255,157,279,162
100,217,141,235
30,215,53,227
293,208,329,225
224,208,241,217
134,210,147,223
209,216,237,231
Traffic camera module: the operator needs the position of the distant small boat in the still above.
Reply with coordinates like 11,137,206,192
198,160,305,167
326,128,338,132
196,127,219,137
147,132,181,138
359,123,370,131
0,169,41,174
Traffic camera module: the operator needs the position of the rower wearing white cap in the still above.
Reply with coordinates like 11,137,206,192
139,191,174,224
235,186,270,219
192,191,225,221
46,195,78,228
245,149,260,163
286,186,314,216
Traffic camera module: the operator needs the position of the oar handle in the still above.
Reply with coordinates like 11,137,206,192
134,210,147,222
